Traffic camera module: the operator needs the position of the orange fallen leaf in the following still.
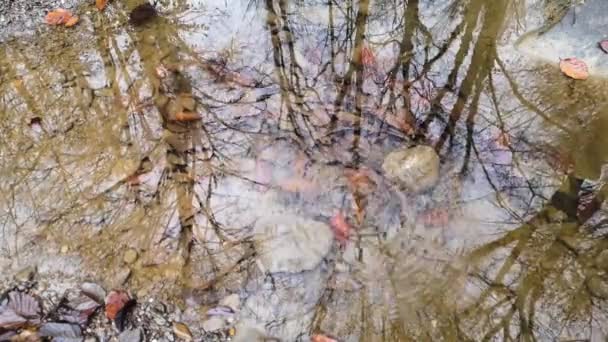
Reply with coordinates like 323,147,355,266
344,168,376,195
174,111,202,122
311,334,338,342
330,211,351,245
45,9,73,25
96,0,108,10
65,16,79,27
559,58,589,80
105,290,131,320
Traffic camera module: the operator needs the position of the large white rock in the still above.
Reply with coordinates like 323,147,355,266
254,215,333,274
382,145,440,193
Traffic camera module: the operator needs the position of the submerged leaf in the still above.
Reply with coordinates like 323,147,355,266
330,212,351,245
599,40,608,54
559,58,589,80
64,16,79,27
96,0,108,10
45,9,73,25
174,111,202,122
311,334,338,342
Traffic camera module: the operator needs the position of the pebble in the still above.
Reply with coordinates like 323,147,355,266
14,265,36,282
124,249,138,264
172,322,193,341
81,282,107,304
202,316,225,332
382,145,440,193
60,245,69,254
118,328,143,342
219,294,240,312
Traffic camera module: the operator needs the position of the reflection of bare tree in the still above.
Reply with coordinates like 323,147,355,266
1,0,608,340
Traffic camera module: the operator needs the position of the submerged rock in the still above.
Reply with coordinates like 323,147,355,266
253,215,333,274
382,145,440,193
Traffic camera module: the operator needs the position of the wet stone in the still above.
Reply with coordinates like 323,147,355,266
81,282,106,304
172,322,193,341
382,145,440,193
118,327,143,342
587,275,608,299
123,249,138,265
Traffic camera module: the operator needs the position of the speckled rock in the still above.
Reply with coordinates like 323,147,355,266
382,145,440,193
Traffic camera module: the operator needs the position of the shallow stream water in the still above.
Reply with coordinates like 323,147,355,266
2,0,608,340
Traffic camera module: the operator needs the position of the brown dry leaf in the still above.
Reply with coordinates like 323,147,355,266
600,40,608,54
64,16,79,27
45,9,73,25
96,0,108,10
559,58,589,80
174,111,202,122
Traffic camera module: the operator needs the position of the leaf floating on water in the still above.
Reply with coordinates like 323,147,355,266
174,111,202,122
311,334,338,342
45,9,74,25
129,3,157,26
96,0,108,10
330,211,351,245
600,40,608,54
559,58,589,80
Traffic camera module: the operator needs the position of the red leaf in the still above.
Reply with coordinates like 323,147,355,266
330,212,351,245
104,290,131,320
360,44,376,67
599,40,608,54
559,58,589,80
